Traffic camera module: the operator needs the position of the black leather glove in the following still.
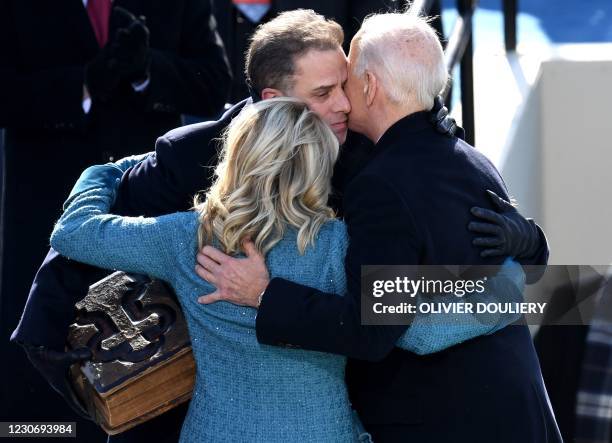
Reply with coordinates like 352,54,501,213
468,189,541,259
108,7,151,84
429,96,460,137
84,7,150,101
84,45,122,102
21,343,93,419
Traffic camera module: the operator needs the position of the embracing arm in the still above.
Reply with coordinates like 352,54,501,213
49,166,188,283
12,107,229,347
469,189,549,283
12,160,193,413
396,257,526,355
255,174,415,361
257,178,528,359
10,156,146,347
202,174,531,359
112,100,248,216
111,138,203,216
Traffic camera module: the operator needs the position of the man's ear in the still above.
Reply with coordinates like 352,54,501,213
364,71,377,107
260,88,284,100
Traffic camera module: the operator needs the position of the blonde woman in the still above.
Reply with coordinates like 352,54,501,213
51,98,359,442
51,98,523,442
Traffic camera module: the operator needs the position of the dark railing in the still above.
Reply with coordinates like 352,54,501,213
410,0,518,146
503,0,518,52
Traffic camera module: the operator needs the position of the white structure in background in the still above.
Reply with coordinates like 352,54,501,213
463,42,612,266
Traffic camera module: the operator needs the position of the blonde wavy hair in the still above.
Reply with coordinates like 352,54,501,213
193,97,340,256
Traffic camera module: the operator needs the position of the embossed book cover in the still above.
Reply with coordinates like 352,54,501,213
67,272,195,434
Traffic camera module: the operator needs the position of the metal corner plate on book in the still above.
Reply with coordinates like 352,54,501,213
67,271,191,394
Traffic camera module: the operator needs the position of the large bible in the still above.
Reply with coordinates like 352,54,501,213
67,272,195,435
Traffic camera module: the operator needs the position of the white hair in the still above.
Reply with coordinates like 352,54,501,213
353,13,448,110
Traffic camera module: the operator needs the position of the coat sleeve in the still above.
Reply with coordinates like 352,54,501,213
143,0,231,118
10,249,107,349
12,102,232,349
112,100,250,218
9,154,198,349
50,185,188,286
256,173,419,361
396,258,526,355
112,126,219,217
9,135,207,348
481,151,550,275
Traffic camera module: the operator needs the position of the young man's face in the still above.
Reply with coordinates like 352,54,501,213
289,47,351,144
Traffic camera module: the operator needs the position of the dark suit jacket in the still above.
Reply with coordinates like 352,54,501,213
1,0,230,435
255,112,559,442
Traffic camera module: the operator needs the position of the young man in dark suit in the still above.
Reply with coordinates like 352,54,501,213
11,8,544,443
195,11,561,443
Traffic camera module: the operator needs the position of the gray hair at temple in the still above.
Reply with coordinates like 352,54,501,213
352,12,448,110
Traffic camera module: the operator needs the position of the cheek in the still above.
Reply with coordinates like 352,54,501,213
345,87,359,109
311,104,336,126
344,79,355,97
347,93,361,117
304,101,326,120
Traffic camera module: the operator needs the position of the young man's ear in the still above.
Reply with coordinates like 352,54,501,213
260,88,284,100
364,71,377,107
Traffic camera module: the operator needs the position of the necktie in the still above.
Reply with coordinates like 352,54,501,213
87,0,112,47
232,0,271,24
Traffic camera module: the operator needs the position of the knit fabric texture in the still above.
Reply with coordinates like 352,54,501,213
51,186,357,442
51,168,525,441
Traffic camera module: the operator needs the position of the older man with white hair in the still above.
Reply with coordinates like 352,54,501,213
196,12,560,442
335,13,560,442
343,13,448,142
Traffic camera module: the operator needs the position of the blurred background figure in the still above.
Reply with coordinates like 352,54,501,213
573,283,612,443
0,0,230,439
534,271,610,443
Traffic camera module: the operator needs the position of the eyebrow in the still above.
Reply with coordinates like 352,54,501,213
311,84,335,94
